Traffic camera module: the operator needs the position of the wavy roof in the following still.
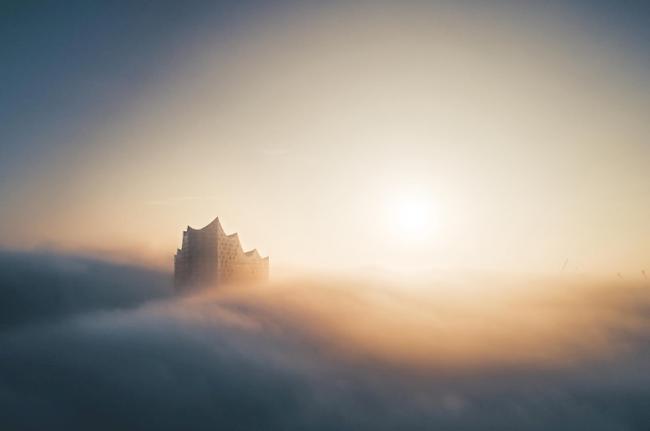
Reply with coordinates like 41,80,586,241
182,216,268,259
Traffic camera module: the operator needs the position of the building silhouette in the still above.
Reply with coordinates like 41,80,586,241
174,217,269,290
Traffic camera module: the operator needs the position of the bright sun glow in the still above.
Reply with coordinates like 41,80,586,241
389,195,435,241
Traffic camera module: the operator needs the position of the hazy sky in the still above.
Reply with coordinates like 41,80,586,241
1,1,649,275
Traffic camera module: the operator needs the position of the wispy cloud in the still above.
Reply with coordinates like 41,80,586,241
143,196,219,206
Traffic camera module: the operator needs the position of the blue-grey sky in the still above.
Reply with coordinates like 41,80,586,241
1,0,248,183
2,0,648,182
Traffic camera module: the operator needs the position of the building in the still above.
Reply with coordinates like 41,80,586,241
174,217,269,290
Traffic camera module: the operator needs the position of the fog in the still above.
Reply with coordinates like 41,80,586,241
1,251,650,430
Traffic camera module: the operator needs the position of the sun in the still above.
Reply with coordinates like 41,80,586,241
389,195,435,240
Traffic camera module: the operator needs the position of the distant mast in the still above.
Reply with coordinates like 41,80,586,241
174,217,269,290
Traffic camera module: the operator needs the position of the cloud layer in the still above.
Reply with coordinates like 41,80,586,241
1,252,650,430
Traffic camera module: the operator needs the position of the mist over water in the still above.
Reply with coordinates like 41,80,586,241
1,251,650,430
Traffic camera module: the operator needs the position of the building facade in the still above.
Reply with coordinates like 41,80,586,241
174,217,269,290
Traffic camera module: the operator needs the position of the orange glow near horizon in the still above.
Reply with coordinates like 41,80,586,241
177,272,649,371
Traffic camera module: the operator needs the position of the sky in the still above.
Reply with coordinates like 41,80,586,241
1,0,649,275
